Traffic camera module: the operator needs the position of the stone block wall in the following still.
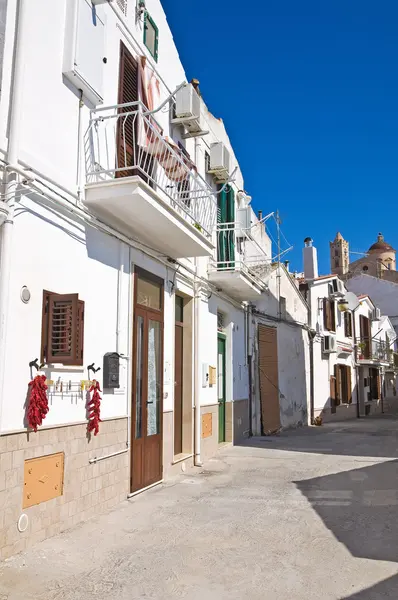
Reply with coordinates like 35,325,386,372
0,418,129,560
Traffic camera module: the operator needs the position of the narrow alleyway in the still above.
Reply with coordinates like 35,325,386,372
1,416,398,600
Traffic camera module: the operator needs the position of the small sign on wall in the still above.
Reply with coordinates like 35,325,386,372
209,366,217,387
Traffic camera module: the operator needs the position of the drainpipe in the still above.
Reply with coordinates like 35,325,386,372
352,306,360,418
309,331,315,425
193,281,202,466
246,303,253,436
0,0,28,430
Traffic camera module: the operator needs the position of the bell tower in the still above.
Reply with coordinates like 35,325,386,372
330,232,349,276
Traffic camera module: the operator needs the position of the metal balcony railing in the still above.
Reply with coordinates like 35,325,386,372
356,337,389,363
208,222,271,287
84,101,217,239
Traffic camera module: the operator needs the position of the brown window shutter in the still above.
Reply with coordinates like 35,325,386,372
117,43,139,177
335,364,341,405
46,294,79,365
75,300,85,366
330,300,336,331
323,298,329,330
346,366,352,403
330,375,336,413
344,312,352,337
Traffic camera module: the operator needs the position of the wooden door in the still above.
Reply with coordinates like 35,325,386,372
131,272,163,493
217,335,226,443
174,323,183,455
258,324,280,434
359,315,371,359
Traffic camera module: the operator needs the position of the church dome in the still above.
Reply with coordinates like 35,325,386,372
368,233,395,253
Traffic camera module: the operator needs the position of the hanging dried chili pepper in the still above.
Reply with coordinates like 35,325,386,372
27,374,49,432
87,379,101,436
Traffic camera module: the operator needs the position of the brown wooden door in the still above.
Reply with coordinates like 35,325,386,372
131,272,163,493
360,315,371,358
117,43,139,177
258,324,280,434
174,324,183,455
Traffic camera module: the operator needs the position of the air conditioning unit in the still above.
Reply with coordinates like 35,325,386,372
236,207,251,235
172,85,207,137
372,307,381,321
322,334,337,354
330,278,345,298
207,142,230,182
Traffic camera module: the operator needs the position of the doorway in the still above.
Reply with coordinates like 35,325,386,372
174,296,184,456
218,334,226,443
131,269,163,493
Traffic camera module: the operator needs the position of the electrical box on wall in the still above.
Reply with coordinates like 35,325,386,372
63,0,105,106
103,352,120,389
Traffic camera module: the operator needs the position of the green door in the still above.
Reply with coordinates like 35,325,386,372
217,186,235,269
217,335,226,442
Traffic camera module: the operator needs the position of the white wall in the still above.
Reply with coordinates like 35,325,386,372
347,274,398,335
252,266,310,431
310,278,357,414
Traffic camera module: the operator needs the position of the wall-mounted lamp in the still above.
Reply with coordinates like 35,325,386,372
337,298,349,312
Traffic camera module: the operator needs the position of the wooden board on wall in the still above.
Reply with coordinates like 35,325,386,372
23,452,64,509
202,413,212,438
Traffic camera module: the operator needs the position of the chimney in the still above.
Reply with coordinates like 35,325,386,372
284,260,290,272
303,237,318,280
258,210,262,221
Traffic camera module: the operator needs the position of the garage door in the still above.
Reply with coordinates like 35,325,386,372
258,324,281,434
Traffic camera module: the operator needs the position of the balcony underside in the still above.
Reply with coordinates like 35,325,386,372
84,177,214,259
357,359,389,367
208,268,263,301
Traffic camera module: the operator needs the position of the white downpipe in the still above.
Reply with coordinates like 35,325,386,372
0,0,28,431
116,240,124,354
193,281,202,467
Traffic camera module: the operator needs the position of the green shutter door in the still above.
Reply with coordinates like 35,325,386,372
217,185,235,270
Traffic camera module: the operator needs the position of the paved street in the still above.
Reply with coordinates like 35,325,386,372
1,415,398,599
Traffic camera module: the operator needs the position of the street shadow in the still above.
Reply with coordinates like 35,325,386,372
239,413,398,458
342,574,398,599
295,459,398,563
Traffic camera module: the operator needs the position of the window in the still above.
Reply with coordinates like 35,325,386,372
175,295,184,323
363,265,368,272
116,0,127,16
217,311,225,332
144,12,159,62
205,151,210,173
41,291,84,366
323,298,336,332
335,364,352,405
344,311,353,337
136,276,162,310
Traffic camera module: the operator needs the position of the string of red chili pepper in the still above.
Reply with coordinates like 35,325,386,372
27,374,49,432
87,379,102,436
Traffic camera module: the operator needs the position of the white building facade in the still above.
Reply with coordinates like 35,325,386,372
0,0,310,559
299,239,397,422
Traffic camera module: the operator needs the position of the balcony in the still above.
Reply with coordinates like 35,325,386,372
84,102,217,258
356,337,390,366
208,223,271,301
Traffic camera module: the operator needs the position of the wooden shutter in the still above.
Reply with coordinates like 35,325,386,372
42,293,84,366
258,324,281,434
335,364,341,406
346,366,352,403
330,300,336,331
323,298,329,330
330,375,337,413
359,315,370,358
117,43,139,178
344,312,352,337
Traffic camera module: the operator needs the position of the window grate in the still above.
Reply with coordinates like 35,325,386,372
116,0,128,16
217,311,225,332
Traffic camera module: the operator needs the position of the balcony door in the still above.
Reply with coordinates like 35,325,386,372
131,270,163,493
217,185,235,269
117,42,153,182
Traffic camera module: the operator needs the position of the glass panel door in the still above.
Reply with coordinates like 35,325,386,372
135,315,144,439
147,319,161,436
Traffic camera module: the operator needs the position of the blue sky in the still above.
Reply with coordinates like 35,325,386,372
162,0,398,274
